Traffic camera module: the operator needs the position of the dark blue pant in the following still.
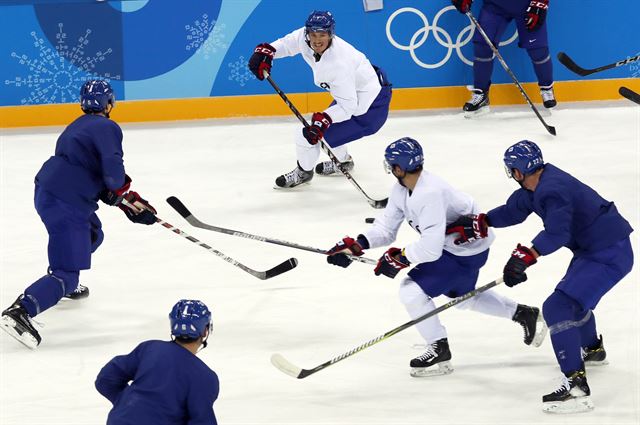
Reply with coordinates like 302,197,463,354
472,5,553,91
408,249,489,298
543,237,634,374
324,67,392,148
21,186,103,316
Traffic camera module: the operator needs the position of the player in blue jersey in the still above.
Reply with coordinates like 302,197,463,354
450,140,634,413
96,299,219,425
452,0,556,115
249,10,392,188
0,80,157,349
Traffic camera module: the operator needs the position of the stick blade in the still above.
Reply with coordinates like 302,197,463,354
620,86,640,105
263,258,298,279
166,196,192,218
557,52,589,76
271,353,304,378
547,125,557,136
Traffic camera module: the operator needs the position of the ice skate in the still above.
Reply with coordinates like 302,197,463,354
582,335,608,366
409,338,453,377
542,369,594,414
540,84,557,109
0,296,42,349
512,304,547,347
463,88,490,118
315,156,354,176
63,284,90,300
274,163,314,189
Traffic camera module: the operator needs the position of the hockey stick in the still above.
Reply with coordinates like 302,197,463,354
271,277,504,378
466,12,556,136
121,199,297,280
558,52,640,77
619,87,640,105
166,196,377,265
264,71,388,209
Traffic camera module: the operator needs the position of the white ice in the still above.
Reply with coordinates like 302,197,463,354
1,102,639,424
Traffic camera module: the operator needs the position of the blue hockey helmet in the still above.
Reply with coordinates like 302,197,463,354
80,79,115,113
503,140,544,178
169,299,212,340
305,10,335,37
384,137,424,173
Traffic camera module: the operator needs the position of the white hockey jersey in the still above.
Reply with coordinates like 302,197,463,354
270,28,382,123
364,171,495,264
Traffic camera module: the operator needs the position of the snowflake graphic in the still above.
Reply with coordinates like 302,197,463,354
185,14,228,60
228,55,255,87
4,23,120,105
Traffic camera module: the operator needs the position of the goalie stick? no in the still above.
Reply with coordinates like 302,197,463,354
166,196,377,266
121,199,297,280
271,277,503,379
558,52,640,77
264,71,389,209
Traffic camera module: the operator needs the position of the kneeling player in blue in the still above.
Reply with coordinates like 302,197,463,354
452,0,556,115
326,138,546,377
458,140,634,413
96,299,219,425
0,80,157,349
249,10,392,188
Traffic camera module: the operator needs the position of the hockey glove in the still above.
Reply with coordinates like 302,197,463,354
119,192,157,225
445,213,489,245
326,235,368,268
503,244,538,287
374,247,410,279
302,112,332,145
248,43,276,80
451,0,473,14
99,174,131,206
524,0,548,31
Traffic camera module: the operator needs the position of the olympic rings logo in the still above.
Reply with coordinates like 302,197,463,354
386,6,518,69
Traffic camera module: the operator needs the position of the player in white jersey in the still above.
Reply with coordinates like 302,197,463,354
249,10,392,188
326,137,547,377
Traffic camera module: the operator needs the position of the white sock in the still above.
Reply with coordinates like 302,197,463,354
453,290,517,319
398,278,447,344
295,130,320,171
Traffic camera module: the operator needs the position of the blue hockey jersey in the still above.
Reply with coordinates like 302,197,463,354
487,164,633,255
484,0,533,17
95,340,219,425
35,114,126,213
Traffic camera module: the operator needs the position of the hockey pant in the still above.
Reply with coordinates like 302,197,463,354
21,188,103,317
543,237,633,374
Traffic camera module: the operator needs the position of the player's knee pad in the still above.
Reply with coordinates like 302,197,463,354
49,269,80,296
527,47,551,65
543,290,591,336
398,277,431,308
473,42,494,62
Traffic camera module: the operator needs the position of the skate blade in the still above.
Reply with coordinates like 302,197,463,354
0,316,39,349
272,181,312,190
542,396,594,414
410,361,453,378
463,106,491,119
585,359,609,367
531,315,548,348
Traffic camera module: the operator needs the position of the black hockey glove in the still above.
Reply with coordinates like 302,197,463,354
445,213,489,245
503,244,537,287
99,174,131,206
249,43,275,80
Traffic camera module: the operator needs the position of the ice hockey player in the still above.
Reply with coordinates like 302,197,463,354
452,0,557,115
96,299,219,424
0,80,157,349
452,140,633,413
249,10,392,188
326,137,547,377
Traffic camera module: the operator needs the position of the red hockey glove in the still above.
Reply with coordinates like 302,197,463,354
99,174,131,206
503,244,538,287
524,0,548,32
302,112,332,145
326,236,367,268
119,192,157,225
451,0,473,14
445,213,489,245
248,43,276,80
374,247,410,279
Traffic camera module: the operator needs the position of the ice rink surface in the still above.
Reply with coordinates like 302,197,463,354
1,102,639,424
